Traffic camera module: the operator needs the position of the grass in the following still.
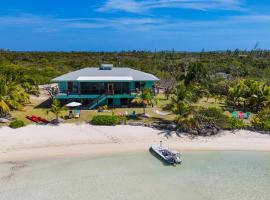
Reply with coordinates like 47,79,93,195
8,95,231,127
9,94,176,126
193,97,226,109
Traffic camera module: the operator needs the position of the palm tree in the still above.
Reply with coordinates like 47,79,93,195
247,81,270,110
0,81,30,115
227,80,249,108
227,80,270,111
7,84,30,110
0,98,10,115
0,83,29,110
132,88,154,115
169,82,200,122
46,98,66,121
0,82,9,115
170,82,191,116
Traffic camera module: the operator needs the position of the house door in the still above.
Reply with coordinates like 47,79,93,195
108,98,113,107
107,83,114,95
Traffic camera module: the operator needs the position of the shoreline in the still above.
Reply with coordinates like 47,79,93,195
2,142,270,164
0,124,270,163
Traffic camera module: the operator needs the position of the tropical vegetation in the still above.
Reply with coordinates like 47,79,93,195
0,65,39,117
9,119,25,129
227,80,270,111
46,98,66,121
91,115,119,126
0,50,270,133
251,108,270,131
132,88,155,115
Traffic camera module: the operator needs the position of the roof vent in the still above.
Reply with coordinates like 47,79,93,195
100,64,113,70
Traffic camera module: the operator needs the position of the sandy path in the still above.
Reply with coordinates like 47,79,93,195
0,124,269,162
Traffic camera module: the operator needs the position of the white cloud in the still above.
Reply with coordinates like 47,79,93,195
1,13,270,33
0,14,46,26
97,0,144,13
0,13,165,31
97,0,243,13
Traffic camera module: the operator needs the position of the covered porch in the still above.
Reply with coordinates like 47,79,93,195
62,82,133,95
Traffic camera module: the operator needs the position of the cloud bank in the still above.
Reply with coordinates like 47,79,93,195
97,0,243,13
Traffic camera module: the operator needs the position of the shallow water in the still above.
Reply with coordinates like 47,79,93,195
0,151,270,200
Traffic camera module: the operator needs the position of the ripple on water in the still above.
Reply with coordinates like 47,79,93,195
0,151,270,200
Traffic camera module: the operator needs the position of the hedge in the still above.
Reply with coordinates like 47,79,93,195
91,115,119,126
251,108,270,131
9,120,25,129
226,117,246,130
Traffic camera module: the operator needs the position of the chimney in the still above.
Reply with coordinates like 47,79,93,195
100,64,113,70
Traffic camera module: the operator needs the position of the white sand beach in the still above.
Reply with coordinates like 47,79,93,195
0,124,270,162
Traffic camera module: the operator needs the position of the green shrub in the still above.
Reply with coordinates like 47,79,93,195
178,107,249,132
227,117,246,130
9,120,25,129
91,115,119,126
179,117,199,130
177,108,230,134
117,115,127,125
195,107,229,129
251,108,270,131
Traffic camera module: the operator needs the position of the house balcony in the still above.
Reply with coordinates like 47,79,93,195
55,89,138,99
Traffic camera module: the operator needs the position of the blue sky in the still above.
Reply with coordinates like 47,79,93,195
0,0,270,51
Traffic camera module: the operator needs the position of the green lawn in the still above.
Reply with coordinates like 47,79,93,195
194,97,226,109
10,94,175,126
8,95,232,126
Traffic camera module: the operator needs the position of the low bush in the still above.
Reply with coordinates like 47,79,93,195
9,120,25,129
178,117,199,130
226,117,246,130
251,108,270,131
117,115,127,125
98,105,108,112
91,115,119,126
177,108,230,135
195,107,229,129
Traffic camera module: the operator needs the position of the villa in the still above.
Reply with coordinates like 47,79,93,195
51,64,159,109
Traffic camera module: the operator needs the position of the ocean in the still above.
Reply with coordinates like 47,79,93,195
0,151,270,200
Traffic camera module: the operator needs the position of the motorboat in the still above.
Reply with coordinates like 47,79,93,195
150,141,182,165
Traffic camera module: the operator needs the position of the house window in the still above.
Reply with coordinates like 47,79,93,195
135,81,145,91
67,82,73,91
114,82,129,94
67,82,78,93
120,98,129,106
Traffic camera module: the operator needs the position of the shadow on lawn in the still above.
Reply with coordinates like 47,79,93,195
34,98,52,109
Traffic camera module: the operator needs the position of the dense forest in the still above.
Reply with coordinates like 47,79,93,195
0,50,270,84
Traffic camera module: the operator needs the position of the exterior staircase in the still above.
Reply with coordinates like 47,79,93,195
89,94,107,109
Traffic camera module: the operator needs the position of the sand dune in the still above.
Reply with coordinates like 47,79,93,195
0,123,270,162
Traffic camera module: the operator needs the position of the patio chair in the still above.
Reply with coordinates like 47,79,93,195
244,112,251,119
129,111,137,119
224,111,231,117
231,111,238,119
74,110,81,118
238,111,244,119
68,110,73,119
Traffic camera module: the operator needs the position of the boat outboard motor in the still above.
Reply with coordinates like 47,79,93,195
159,141,163,150
172,153,182,164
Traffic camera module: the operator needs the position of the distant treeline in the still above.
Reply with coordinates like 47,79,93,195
0,50,270,84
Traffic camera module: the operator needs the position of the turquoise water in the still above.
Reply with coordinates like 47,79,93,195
0,151,270,200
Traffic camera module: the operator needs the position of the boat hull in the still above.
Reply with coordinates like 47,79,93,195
150,145,181,165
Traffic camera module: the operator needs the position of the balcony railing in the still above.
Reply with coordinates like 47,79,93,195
57,89,139,96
